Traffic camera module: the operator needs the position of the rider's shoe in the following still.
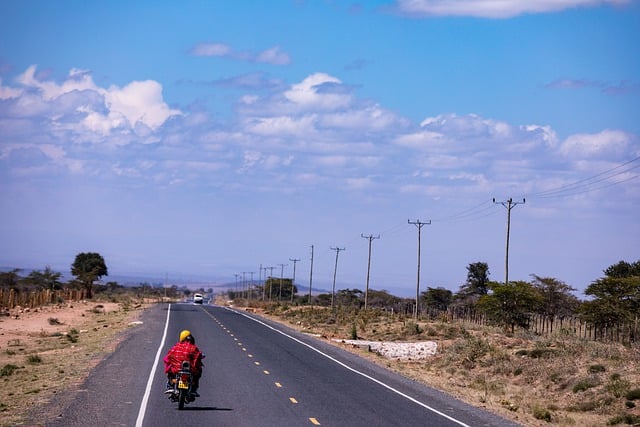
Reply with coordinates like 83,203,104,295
164,388,175,395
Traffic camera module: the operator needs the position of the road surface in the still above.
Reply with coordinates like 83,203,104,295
42,303,521,427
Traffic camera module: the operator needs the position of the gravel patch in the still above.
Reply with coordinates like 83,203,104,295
334,339,438,360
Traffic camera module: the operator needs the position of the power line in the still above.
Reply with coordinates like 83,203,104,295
530,155,640,199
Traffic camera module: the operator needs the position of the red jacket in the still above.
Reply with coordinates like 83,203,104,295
164,341,204,376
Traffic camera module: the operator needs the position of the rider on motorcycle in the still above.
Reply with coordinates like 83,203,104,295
164,330,204,397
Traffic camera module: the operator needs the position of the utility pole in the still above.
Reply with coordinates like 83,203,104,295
308,245,314,305
266,266,275,301
259,264,264,301
249,271,254,300
493,197,525,286
242,272,248,300
289,258,300,303
408,219,431,320
277,263,287,301
361,234,380,310
234,274,240,297
330,247,345,309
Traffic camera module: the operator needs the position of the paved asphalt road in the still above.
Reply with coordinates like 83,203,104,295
40,303,522,427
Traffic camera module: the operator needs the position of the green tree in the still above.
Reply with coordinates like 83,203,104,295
530,275,579,319
334,288,364,308
263,277,296,301
366,289,401,308
24,266,63,291
477,280,542,332
71,252,108,299
459,262,490,297
604,260,640,278
0,269,23,290
422,287,453,312
578,276,640,330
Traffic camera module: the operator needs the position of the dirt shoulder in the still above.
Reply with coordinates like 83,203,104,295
0,301,147,426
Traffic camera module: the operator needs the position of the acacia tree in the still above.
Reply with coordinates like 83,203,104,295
458,262,490,297
25,266,63,291
530,275,579,320
71,252,108,299
422,287,453,312
578,260,640,334
477,280,542,333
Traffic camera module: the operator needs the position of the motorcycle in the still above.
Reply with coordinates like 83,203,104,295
167,360,195,409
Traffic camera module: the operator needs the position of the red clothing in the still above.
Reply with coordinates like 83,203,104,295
164,340,203,376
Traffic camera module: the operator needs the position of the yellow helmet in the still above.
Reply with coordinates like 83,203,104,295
179,330,191,342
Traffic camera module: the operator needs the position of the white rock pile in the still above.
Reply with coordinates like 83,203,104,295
335,339,437,360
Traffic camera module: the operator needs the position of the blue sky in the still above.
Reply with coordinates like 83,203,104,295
1,0,638,298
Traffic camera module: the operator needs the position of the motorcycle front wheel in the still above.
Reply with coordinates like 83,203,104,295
178,389,187,410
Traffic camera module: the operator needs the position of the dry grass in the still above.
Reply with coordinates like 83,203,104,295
254,304,640,427
0,300,146,427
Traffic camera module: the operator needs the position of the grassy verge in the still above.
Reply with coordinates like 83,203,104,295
253,303,640,427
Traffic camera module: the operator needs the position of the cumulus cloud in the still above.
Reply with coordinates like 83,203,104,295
284,73,352,110
1,66,637,204
559,129,634,159
8,65,181,137
392,0,631,19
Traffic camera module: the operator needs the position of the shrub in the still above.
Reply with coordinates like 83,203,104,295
48,317,62,325
625,401,635,409
27,354,42,364
607,376,630,398
350,323,358,340
573,377,600,393
588,364,606,373
533,406,552,422
608,414,640,425
626,388,640,401
0,364,19,377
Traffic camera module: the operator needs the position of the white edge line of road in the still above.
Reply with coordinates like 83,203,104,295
135,303,171,427
227,306,471,427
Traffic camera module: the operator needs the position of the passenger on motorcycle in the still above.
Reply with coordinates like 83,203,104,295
164,330,204,397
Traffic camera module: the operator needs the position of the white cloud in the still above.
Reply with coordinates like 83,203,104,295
559,129,634,159
246,115,318,136
12,66,181,135
393,0,631,19
284,73,352,110
255,46,291,65
190,42,291,65
0,78,22,99
190,42,232,56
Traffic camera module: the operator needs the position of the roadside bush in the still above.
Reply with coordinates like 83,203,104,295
608,413,640,425
26,354,42,364
573,377,601,393
588,364,606,373
626,388,640,401
0,364,19,377
533,406,552,422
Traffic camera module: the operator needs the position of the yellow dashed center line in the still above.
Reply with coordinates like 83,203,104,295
207,309,316,426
